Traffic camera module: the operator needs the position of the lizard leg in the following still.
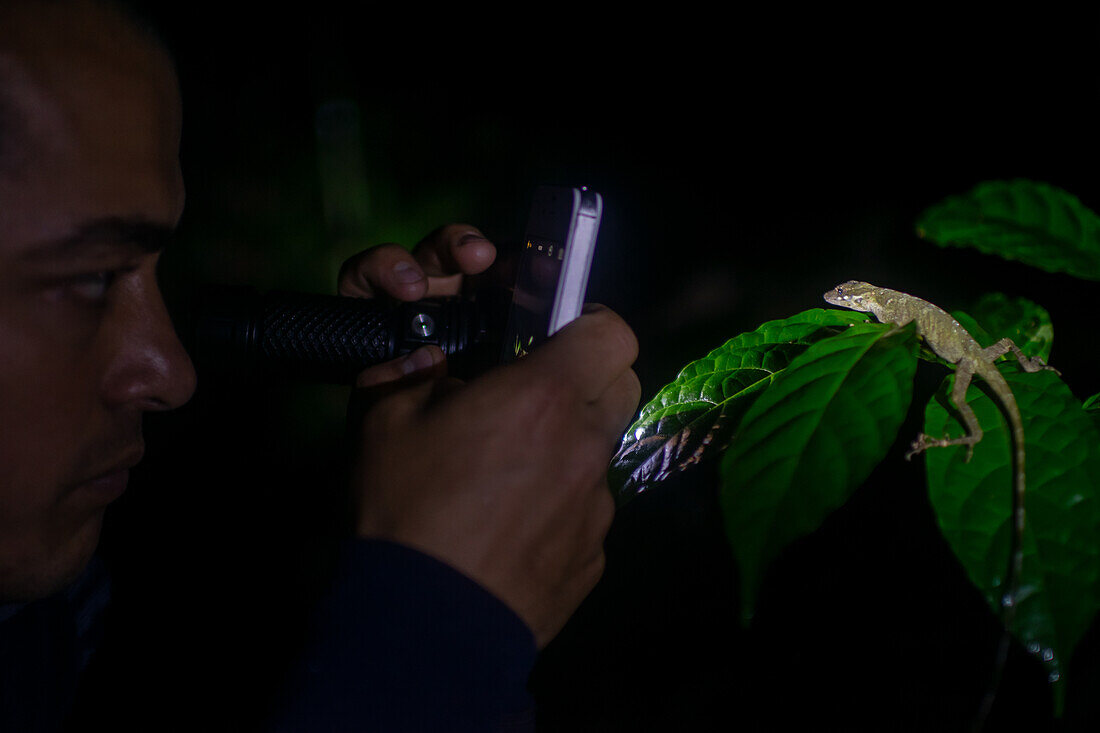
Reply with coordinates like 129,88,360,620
981,337,1061,376
906,361,983,462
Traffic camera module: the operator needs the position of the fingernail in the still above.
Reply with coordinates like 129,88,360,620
401,347,436,375
392,261,424,283
458,232,490,246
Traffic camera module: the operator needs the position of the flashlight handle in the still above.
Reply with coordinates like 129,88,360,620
193,288,488,383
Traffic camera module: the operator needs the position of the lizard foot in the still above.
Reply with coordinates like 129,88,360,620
905,433,978,462
985,339,1062,377
904,433,933,461
1024,358,1061,377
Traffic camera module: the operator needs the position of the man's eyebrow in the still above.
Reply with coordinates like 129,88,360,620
28,217,175,258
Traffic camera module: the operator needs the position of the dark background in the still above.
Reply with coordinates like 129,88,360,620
79,4,1100,731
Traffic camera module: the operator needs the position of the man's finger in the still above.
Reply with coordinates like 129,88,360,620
589,368,642,453
347,347,447,428
338,243,428,301
521,305,639,403
414,224,496,296
355,346,446,390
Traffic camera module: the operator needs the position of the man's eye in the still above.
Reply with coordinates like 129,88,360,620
68,271,116,301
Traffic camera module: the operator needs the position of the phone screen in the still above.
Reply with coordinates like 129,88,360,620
499,236,565,362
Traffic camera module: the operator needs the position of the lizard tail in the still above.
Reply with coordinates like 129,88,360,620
999,380,1026,630
972,367,1026,732
979,364,1026,624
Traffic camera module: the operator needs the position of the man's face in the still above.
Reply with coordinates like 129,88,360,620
0,2,196,602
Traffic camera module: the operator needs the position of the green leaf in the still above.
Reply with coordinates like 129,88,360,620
720,322,918,624
949,310,995,349
920,294,1053,371
609,308,871,502
924,368,1100,715
957,292,1054,363
916,179,1100,280
1085,393,1100,433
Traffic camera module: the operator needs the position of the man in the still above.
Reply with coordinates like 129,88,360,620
0,1,641,730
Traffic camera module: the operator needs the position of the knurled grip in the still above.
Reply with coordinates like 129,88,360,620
191,287,496,383
258,292,395,381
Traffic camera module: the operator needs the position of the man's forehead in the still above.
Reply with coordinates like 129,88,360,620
0,0,184,257
0,1,177,105
0,52,67,175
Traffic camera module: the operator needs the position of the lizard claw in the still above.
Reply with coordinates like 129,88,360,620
1022,356,1061,378
905,434,930,461
906,432,978,462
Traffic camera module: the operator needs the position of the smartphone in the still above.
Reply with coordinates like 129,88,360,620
499,185,603,363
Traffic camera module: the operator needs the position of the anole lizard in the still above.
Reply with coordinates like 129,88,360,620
823,281,1061,728
822,281,1058,617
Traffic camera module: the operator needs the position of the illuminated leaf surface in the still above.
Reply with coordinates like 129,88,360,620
719,323,918,624
957,292,1054,363
916,179,1100,280
1083,393,1100,432
609,308,870,502
924,368,1100,714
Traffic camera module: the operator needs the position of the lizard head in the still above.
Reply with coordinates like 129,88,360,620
823,280,877,312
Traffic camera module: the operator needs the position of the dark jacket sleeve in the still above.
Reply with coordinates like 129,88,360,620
271,538,538,732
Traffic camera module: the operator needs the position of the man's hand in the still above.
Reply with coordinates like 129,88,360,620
337,224,495,385
338,223,495,300
350,305,640,648
339,226,641,648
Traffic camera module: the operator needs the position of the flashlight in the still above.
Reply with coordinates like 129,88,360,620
190,287,502,383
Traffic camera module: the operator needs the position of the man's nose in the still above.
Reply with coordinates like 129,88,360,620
99,273,197,411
